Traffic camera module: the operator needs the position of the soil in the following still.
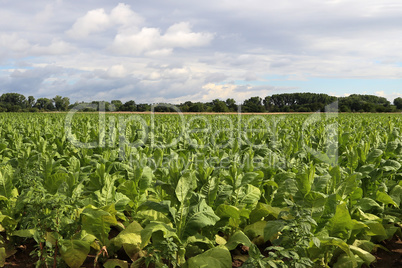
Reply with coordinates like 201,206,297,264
371,235,402,268
3,235,402,267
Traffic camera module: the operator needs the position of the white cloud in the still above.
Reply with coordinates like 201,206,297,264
67,8,110,38
111,22,213,56
31,39,75,55
66,3,144,39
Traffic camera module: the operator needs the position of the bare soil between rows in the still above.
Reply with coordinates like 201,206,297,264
4,235,402,267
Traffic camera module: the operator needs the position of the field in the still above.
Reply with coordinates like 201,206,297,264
0,112,401,267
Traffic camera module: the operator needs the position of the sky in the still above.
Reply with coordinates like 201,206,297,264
1,0,402,104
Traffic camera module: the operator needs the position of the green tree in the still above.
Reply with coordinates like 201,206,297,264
35,98,55,111
225,98,237,112
242,96,264,112
28,96,35,108
122,100,136,111
53,95,70,111
212,99,229,112
111,100,123,111
394,97,402,109
0,93,27,110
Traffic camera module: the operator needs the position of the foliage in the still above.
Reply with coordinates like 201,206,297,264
0,113,401,267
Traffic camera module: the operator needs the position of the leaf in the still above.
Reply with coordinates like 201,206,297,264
349,245,375,265
382,160,401,172
390,185,402,207
249,203,282,223
296,164,315,195
215,235,227,245
112,221,143,259
264,220,286,242
326,203,354,239
200,176,220,206
215,204,240,219
366,149,383,163
0,166,17,200
12,229,35,238
364,221,387,237
237,172,263,188
244,221,266,239
376,191,398,207
225,231,252,250
81,206,118,245
319,237,352,256
140,221,178,248
138,166,153,191
103,259,129,268
182,200,220,239
182,246,232,268
176,173,195,203
333,254,358,268
237,184,261,207
356,198,381,211
59,239,90,268
304,191,327,220
0,247,5,268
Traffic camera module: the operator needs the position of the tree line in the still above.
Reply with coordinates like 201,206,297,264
0,92,401,113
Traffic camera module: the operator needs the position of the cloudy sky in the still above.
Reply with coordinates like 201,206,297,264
1,0,402,104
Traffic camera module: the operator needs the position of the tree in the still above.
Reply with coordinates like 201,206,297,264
111,100,123,111
122,100,136,111
263,96,272,112
242,97,264,112
35,98,55,111
28,96,35,108
53,95,70,111
394,97,402,109
225,98,237,112
212,99,229,112
0,93,27,110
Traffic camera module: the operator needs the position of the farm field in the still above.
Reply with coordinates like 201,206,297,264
0,112,401,267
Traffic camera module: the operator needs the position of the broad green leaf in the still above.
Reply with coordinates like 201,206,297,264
103,259,129,268
138,166,153,191
182,200,220,239
200,176,220,206
183,246,232,268
81,206,118,245
0,165,17,200
59,239,90,268
304,191,327,220
264,220,286,242
12,229,35,238
376,191,398,207
112,221,142,250
140,221,178,248
237,184,261,206
319,237,352,256
389,185,402,207
249,203,282,223
237,171,263,188
366,149,383,163
364,221,387,237
244,221,266,239
382,160,401,172
225,231,252,250
215,204,240,219
349,245,375,265
326,203,354,238
296,164,315,195
176,173,194,203
0,247,5,268
333,254,358,268
356,198,381,211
